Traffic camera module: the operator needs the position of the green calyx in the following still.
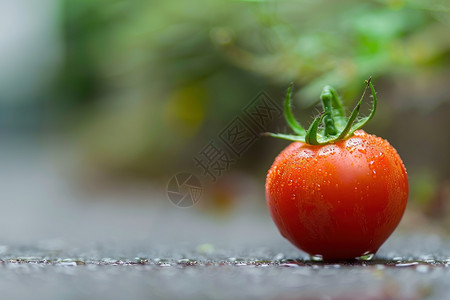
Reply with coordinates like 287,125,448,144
265,77,377,145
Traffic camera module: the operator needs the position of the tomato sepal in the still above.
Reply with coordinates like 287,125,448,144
264,77,377,145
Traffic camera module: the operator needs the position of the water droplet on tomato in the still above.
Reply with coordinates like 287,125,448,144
298,149,314,159
318,145,337,157
345,138,364,154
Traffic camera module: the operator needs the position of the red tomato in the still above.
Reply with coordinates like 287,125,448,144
265,130,408,260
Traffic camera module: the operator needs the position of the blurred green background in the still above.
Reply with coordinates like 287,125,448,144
1,0,450,238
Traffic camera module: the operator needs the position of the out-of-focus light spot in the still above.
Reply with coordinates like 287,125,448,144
164,84,207,137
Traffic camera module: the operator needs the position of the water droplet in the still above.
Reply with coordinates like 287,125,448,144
280,262,300,268
298,149,314,159
56,261,78,267
311,254,323,262
318,145,337,156
357,252,374,261
159,262,172,267
346,138,362,148
177,258,195,264
395,262,419,267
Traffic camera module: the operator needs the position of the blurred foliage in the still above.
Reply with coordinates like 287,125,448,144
222,0,450,105
56,0,450,182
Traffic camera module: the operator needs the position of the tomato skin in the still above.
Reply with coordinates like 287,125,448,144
265,130,408,260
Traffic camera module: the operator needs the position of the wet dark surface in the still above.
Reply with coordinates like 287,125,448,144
1,140,449,300
0,233,449,300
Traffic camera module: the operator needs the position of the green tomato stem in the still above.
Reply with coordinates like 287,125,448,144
327,86,347,129
284,83,306,135
305,113,326,145
320,90,338,136
264,77,377,145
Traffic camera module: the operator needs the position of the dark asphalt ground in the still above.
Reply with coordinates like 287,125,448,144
0,220,449,300
1,139,449,300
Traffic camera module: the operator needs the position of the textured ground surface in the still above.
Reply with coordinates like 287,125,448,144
1,139,449,300
1,224,449,300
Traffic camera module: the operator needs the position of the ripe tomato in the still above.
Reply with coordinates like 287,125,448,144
266,130,408,260
264,79,408,260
